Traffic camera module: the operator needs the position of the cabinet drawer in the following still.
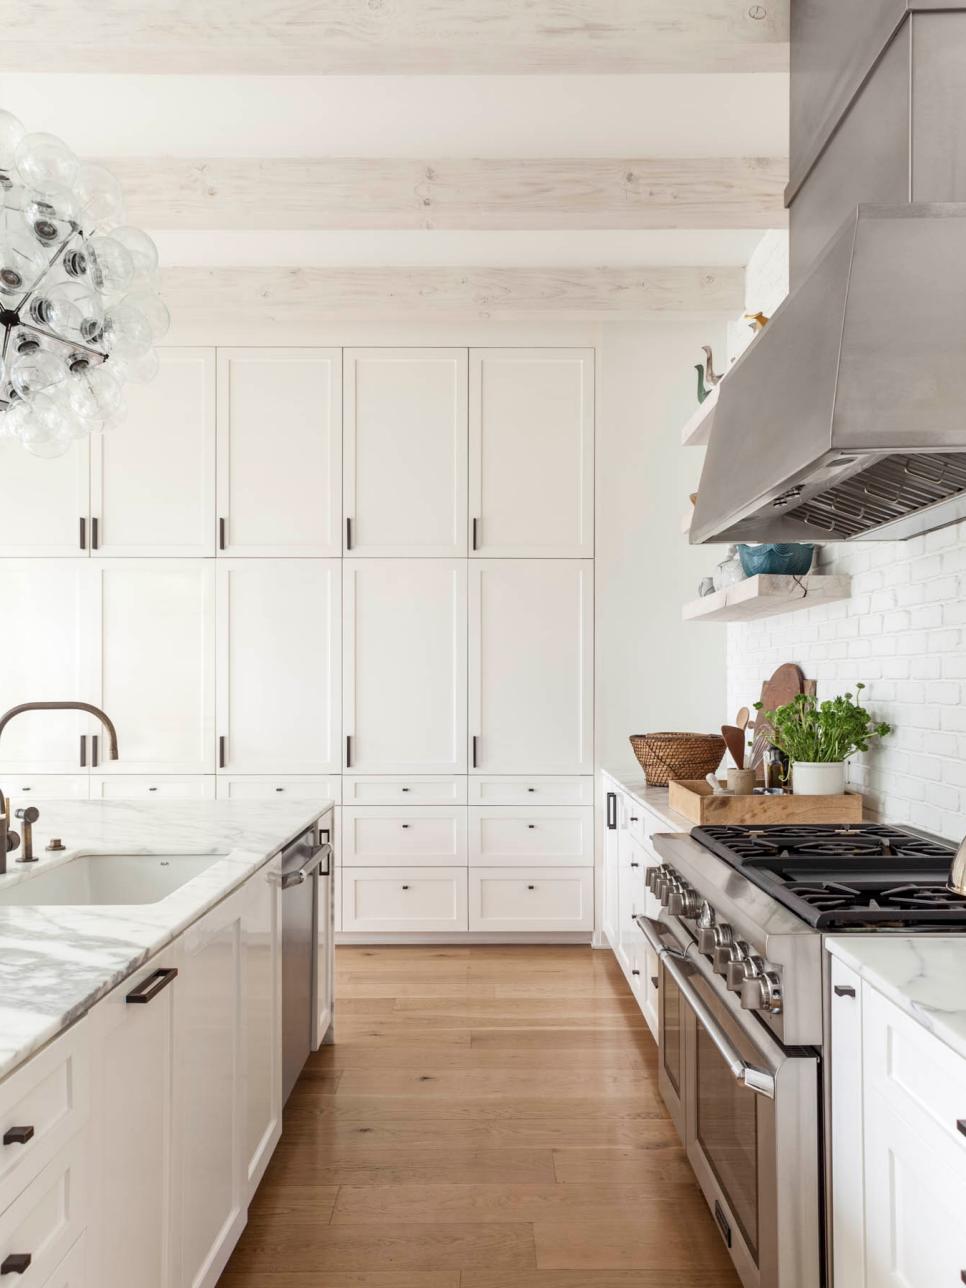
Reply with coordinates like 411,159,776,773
343,777,466,806
0,1024,89,1217
342,867,468,932
0,1138,87,1287
216,774,342,803
42,1235,85,1288
863,982,966,1166
90,775,215,800
468,806,593,868
469,868,594,932
468,777,592,806
3,779,89,807
343,807,467,867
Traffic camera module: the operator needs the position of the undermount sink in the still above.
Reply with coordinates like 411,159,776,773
0,853,226,907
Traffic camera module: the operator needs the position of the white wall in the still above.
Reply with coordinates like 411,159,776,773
596,321,728,778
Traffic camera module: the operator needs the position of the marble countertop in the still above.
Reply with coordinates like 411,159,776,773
826,936,966,1062
600,767,694,833
0,797,333,1084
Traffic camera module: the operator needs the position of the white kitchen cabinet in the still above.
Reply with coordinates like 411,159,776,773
0,436,89,557
90,775,216,800
601,784,621,951
342,805,467,867
0,561,94,774
469,560,593,775
217,348,341,556
468,806,593,868
175,888,245,1288
44,1237,87,1288
617,828,647,980
316,815,336,1046
342,866,468,933
343,348,468,556
0,1138,87,1288
216,775,342,804
343,776,466,806
88,953,178,1288
216,560,341,775
343,559,467,775
89,560,215,776
3,776,90,807
468,776,593,806
830,957,865,1288
469,868,594,932
240,854,282,1198
91,348,216,557
469,348,593,557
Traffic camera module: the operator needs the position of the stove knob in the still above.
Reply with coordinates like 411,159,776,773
713,940,742,976
667,885,698,918
698,922,733,957
696,901,715,931
645,866,660,893
725,944,759,992
740,969,783,1015
655,870,676,905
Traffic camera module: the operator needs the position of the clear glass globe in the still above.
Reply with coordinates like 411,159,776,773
109,226,159,279
66,362,123,424
74,163,125,231
23,185,79,244
0,229,47,297
85,235,135,296
30,279,105,345
100,300,153,358
1,399,30,440
123,288,169,340
9,348,67,398
107,347,159,384
15,133,79,190
15,390,76,451
0,110,26,171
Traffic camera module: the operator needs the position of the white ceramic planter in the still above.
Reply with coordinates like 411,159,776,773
791,761,846,796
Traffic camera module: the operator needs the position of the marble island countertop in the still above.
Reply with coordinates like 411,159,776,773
826,936,966,1063
0,797,333,1084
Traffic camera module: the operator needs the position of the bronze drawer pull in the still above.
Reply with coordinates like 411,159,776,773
126,967,178,1005
2,1126,34,1146
1,1255,31,1275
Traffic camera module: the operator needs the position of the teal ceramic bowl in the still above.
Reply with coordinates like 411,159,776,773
736,543,814,576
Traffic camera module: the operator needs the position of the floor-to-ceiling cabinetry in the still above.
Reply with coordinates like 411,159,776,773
0,343,595,937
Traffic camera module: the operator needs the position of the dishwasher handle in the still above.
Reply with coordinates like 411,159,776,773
280,842,332,889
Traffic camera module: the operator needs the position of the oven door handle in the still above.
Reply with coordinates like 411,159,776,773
636,916,776,1100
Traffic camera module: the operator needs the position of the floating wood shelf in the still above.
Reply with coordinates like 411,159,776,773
680,385,718,447
683,573,852,622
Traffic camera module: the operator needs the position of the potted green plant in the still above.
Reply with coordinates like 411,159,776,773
755,684,892,796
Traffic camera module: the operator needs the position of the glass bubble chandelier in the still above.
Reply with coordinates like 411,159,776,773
0,109,168,459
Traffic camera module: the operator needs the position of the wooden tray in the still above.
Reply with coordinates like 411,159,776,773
668,779,863,826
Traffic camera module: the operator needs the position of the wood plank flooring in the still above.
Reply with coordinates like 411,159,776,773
219,945,740,1288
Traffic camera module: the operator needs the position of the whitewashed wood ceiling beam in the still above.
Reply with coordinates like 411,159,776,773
111,157,787,231
160,264,745,321
10,1,789,74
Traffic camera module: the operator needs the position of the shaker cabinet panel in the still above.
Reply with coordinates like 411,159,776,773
91,348,216,556
469,348,593,557
241,854,283,1198
216,559,341,775
343,348,467,556
217,348,341,556
469,560,593,775
343,559,467,775
0,436,89,557
89,560,215,775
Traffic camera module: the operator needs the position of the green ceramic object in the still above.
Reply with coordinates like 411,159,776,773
695,364,711,405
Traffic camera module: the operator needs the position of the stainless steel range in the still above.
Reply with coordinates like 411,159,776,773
640,822,962,1288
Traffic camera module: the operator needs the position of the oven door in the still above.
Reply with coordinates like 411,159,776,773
638,916,821,1288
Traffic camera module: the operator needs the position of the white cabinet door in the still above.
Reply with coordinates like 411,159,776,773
343,559,467,774
241,854,282,1198
91,348,215,556
344,348,467,556
469,348,593,557
468,806,593,868
217,348,341,556
316,811,336,1046
469,560,593,775
0,561,94,773
175,890,245,1288
342,805,467,867
216,559,341,774
217,775,342,804
469,868,594,932
89,953,177,1288
602,785,621,949
617,829,647,979
90,775,216,800
0,436,89,557
89,560,215,775
830,957,865,1288
342,866,468,933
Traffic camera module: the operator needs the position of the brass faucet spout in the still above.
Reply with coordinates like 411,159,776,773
0,702,119,760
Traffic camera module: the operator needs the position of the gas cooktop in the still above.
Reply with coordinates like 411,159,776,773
691,823,964,929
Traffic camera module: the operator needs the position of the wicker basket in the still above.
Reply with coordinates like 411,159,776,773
629,732,725,787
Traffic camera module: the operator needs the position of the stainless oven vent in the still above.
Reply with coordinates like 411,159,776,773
786,453,966,540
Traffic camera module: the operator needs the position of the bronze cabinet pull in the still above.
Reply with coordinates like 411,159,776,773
91,734,99,768
345,735,352,768
1,1254,31,1275
833,985,856,998
218,735,226,769
91,516,99,549
346,516,353,550
79,516,86,550
79,734,87,768
126,967,178,1005
2,1126,34,1146
218,516,227,550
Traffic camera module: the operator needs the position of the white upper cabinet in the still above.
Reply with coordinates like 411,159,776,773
91,348,215,557
0,437,89,557
217,348,341,556
89,560,215,775
0,561,94,773
469,348,594,557
343,559,467,774
216,559,341,774
469,560,593,774
343,348,468,556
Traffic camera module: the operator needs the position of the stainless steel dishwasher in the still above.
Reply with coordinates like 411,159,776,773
280,826,333,1104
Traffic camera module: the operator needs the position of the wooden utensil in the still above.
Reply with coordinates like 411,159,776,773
749,663,807,771
721,724,746,770
735,706,750,731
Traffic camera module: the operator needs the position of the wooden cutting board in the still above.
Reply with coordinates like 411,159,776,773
749,662,806,770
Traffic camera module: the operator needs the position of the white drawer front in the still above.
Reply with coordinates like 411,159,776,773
43,1235,85,1288
469,868,594,932
216,774,342,803
343,776,466,806
0,1024,89,1217
863,983,966,1166
3,779,89,806
468,806,593,868
468,776,592,806
0,1138,87,1286
342,867,468,932
90,775,215,800
343,807,467,868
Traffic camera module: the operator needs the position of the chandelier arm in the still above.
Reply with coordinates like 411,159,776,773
16,319,107,363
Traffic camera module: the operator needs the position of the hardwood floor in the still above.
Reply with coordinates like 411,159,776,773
219,945,741,1288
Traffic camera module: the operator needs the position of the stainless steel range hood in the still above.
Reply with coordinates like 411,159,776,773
692,3,966,545
691,203,966,544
